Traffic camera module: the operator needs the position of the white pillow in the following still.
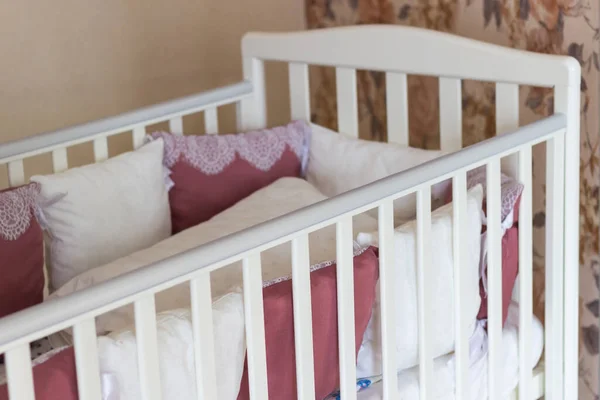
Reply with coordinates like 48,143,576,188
97,290,245,400
50,177,378,335
306,123,451,225
355,185,484,377
32,139,171,290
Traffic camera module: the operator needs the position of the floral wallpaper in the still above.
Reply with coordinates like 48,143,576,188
306,0,599,398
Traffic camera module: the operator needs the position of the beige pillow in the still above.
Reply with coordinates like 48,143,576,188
32,139,171,291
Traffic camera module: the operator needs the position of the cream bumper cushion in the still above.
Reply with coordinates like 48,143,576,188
50,177,378,335
31,139,171,291
355,185,484,376
97,290,245,400
306,123,451,225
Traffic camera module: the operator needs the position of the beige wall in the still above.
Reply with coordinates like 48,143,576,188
0,0,306,185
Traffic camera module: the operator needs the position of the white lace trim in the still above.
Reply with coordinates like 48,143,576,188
262,244,371,288
0,183,41,241
467,166,524,225
151,120,311,175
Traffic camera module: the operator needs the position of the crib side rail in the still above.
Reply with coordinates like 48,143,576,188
0,114,565,400
0,81,255,183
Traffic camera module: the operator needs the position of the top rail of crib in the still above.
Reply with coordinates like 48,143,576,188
242,25,580,88
0,81,254,163
0,113,566,352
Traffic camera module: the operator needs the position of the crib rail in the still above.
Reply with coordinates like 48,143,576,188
0,113,566,400
0,81,253,166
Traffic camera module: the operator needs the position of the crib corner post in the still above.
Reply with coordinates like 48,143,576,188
238,57,267,131
554,58,581,399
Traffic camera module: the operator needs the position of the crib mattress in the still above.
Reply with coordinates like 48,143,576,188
352,302,544,400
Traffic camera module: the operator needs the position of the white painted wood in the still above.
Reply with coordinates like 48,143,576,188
289,63,311,121
509,366,546,400
243,253,269,400
517,145,533,398
451,171,469,398
204,107,219,135
486,158,502,400
0,82,252,164
496,83,520,179
336,216,357,400
239,58,267,131
169,117,184,135
73,318,103,400
439,77,462,152
545,133,566,400
7,160,25,187
378,200,398,399
190,273,218,400
555,82,580,398
336,67,359,138
132,126,146,149
416,186,433,400
291,234,316,399
134,295,163,400
385,72,409,145
242,26,579,87
92,137,109,162
5,344,35,400
52,148,69,172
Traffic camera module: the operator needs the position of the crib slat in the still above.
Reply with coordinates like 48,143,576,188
289,63,311,121
518,145,533,398
5,344,35,400
190,273,218,400
416,187,433,400
555,83,579,398
336,68,358,138
134,295,163,400
452,171,469,398
486,158,502,400
439,77,462,152
336,216,357,400
386,72,409,146
378,200,398,399
496,83,520,177
73,318,103,400
243,253,269,400
52,148,69,173
132,126,146,149
7,160,25,187
545,133,565,400
92,137,109,162
169,117,184,135
204,107,219,135
291,234,316,399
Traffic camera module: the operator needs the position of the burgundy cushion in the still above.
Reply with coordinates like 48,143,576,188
237,247,380,400
152,121,311,234
477,226,519,323
444,170,523,327
0,184,44,319
0,347,78,400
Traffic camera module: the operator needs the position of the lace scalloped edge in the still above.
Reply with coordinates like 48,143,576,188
148,120,312,177
0,183,45,241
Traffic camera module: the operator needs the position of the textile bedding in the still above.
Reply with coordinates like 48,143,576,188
0,121,534,400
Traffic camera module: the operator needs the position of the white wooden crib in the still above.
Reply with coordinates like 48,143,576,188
0,25,580,400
